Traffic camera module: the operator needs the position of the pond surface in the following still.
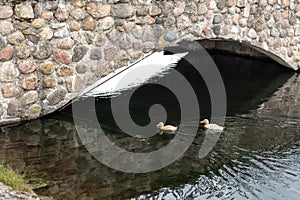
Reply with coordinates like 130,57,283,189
0,51,299,200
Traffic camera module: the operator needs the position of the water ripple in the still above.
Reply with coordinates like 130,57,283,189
146,116,300,200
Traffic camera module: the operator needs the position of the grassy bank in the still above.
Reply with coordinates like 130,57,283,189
0,164,32,192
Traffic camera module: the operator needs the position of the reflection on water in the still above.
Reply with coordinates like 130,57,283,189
252,73,300,119
0,51,299,199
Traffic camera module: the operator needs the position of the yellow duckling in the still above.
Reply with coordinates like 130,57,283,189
200,119,224,131
156,122,178,134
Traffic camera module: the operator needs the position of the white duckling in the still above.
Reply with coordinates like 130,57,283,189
200,119,224,131
156,122,178,134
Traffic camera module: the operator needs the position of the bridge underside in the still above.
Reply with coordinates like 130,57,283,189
167,39,297,70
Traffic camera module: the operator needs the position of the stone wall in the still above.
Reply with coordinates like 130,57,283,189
0,0,299,125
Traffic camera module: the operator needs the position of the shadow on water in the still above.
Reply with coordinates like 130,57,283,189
0,50,299,199
60,49,293,124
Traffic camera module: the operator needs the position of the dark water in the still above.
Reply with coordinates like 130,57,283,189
0,51,300,200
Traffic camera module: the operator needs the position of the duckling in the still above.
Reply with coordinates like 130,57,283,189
156,122,178,134
200,119,224,131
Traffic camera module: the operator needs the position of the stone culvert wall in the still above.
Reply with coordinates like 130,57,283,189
0,0,299,125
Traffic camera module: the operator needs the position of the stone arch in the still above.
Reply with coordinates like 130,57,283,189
0,0,299,125
170,38,295,69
